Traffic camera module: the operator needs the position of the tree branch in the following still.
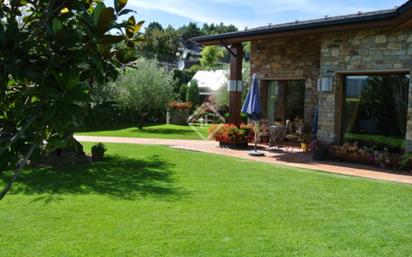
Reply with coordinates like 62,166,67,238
0,143,36,200
0,114,37,157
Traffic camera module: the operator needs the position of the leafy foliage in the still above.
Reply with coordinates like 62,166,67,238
0,0,143,199
113,58,175,128
137,23,180,63
200,46,225,68
186,80,201,108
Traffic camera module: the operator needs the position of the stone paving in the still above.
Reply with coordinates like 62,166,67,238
75,136,412,185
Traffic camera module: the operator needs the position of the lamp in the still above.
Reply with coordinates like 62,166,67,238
317,77,333,92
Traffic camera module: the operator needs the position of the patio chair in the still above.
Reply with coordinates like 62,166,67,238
268,126,288,150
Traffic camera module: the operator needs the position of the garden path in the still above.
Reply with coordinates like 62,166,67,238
75,136,412,185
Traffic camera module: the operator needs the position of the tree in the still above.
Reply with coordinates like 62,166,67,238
137,24,180,63
187,80,201,108
200,46,225,68
114,58,175,129
178,22,204,41
0,0,143,200
146,21,163,32
202,22,238,35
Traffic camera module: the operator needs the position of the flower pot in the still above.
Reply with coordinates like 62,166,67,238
301,143,309,152
92,153,104,162
312,147,328,161
219,141,248,149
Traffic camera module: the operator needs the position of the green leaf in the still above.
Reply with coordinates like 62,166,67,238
52,69,80,90
126,16,135,38
93,2,106,27
96,7,115,34
99,34,125,44
52,18,63,34
134,20,144,33
31,96,40,103
117,8,135,17
114,0,127,13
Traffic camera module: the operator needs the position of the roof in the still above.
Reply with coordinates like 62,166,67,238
193,0,412,45
190,70,228,92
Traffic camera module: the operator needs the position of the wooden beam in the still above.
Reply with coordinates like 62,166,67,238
228,43,243,126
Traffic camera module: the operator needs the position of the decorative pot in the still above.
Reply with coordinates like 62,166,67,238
312,147,328,161
301,143,309,152
219,141,248,149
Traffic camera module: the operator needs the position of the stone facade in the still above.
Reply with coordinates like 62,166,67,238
250,27,412,150
251,35,321,124
319,28,412,147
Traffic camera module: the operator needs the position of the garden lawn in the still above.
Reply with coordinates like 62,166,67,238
1,143,412,257
76,124,210,140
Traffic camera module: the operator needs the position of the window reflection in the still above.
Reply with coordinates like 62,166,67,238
343,74,410,152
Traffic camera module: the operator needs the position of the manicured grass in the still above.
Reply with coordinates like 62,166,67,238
76,124,210,140
344,132,405,149
1,143,412,256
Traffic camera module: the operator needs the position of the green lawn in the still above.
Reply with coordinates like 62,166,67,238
1,143,412,256
76,124,210,140
344,132,405,149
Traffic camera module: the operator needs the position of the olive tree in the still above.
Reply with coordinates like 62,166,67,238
114,58,175,129
0,0,143,199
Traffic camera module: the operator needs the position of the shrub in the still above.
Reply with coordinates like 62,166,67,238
329,142,399,169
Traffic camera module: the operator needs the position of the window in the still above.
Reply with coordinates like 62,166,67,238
342,74,410,152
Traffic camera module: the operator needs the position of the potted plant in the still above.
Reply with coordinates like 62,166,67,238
300,134,312,152
167,101,193,125
209,124,254,148
91,143,107,162
310,139,328,161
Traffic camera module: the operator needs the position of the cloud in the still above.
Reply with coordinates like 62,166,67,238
126,0,404,28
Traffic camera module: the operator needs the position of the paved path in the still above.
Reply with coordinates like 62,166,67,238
75,136,412,185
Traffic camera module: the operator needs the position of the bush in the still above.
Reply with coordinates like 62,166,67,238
329,142,400,169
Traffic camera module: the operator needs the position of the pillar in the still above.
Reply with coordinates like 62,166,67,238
228,43,243,126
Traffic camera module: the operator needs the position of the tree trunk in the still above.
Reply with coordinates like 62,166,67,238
138,114,146,130
0,144,36,200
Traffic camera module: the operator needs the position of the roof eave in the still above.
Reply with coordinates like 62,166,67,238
193,2,412,45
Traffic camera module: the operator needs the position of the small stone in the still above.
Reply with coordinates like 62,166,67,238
375,35,387,44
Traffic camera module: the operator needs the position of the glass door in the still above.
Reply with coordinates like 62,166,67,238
267,81,278,124
266,80,305,125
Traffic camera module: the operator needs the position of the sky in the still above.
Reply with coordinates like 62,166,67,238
105,0,408,29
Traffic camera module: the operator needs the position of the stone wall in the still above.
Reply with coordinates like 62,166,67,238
319,28,412,147
250,35,321,125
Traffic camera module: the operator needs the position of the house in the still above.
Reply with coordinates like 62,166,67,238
193,0,412,152
189,70,228,102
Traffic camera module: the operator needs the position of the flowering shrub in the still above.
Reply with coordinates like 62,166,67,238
330,142,398,169
209,124,254,143
168,101,193,111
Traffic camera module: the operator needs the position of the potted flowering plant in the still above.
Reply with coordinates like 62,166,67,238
300,134,312,152
209,124,254,148
167,101,193,125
